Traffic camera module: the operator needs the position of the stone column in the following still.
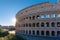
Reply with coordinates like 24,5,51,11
55,31,57,37
50,31,51,37
44,30,46,36
40,30,41,36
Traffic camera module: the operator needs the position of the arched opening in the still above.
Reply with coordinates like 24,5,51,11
46,22,49,27
36,23,39,27
46,31,49,36
26,17,28,19
57,31,60,36
51,22,55,27
41,22,44,27
33,16,35,20
37,30,39,35
36,15,39,19
57,22,60,27
56,14,60,18
45,14,49,18
32,30,35,35
32,23,35,27
41,31,44,35
29,30,31,35
51,31,55,36
41,15,45,18
29,23,31,27
50,14,55,18
29,17,31,20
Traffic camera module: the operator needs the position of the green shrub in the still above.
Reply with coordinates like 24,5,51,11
0,29,9,37
8,34,26,40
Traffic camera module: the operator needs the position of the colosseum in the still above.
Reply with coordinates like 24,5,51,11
16,0,60,40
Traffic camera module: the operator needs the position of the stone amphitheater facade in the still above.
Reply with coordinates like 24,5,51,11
16,0,60,40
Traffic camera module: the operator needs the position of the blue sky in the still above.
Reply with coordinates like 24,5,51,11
0,0,58,26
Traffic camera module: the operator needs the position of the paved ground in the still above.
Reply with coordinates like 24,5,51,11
8,31,15,34
25,36,60,40
17,34,60,40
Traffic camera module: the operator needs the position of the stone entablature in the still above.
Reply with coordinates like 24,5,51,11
16,2,60,18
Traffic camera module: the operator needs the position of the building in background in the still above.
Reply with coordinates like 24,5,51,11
16,0,60,40
0,25,2,29
0,25,15,31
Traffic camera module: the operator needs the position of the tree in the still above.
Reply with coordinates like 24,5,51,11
0,29,9,37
